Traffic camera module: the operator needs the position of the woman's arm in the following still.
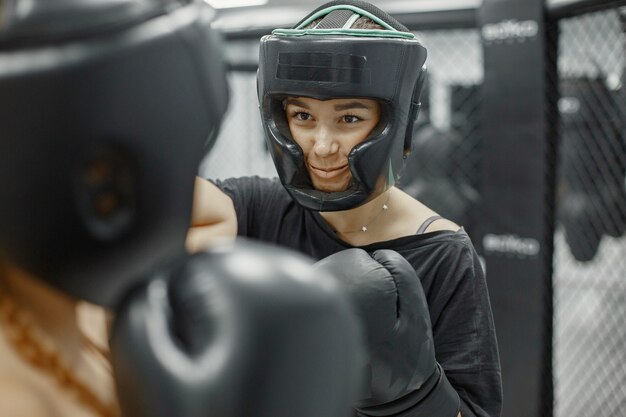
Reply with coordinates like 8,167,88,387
186,177,237,253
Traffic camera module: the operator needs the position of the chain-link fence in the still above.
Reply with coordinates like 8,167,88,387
399,29,483,241
200,40,277,180
553,6,626,417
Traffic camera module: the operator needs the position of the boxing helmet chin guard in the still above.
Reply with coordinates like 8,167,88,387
0,0,229,307
257,0,427,211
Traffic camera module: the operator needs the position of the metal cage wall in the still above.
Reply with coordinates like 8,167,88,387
550,3,626,417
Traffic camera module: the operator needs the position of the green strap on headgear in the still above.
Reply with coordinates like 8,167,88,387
272,5,415,39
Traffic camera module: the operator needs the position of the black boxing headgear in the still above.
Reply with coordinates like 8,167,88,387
257,0,427,211
0,0,229,306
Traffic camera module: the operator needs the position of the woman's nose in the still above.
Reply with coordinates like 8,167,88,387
312,127,339,157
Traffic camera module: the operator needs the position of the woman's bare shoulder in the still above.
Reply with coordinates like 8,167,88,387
0,376,51,417
0,333,57,417
423,218,460,233
394,188,460,233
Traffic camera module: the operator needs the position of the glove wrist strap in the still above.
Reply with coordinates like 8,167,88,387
356,363,460,417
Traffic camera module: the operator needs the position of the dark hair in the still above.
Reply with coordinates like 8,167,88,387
303,15,385,30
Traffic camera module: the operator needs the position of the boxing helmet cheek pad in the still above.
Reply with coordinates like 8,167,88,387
0,0,229,307
257,7,427,212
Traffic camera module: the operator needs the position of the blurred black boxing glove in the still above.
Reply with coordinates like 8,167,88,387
110,239,363,417
315,249,460,417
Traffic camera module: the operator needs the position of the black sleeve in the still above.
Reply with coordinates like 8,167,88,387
211,176,282,237
426,238,502,417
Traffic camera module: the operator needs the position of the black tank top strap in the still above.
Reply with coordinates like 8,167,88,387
416,215,444,235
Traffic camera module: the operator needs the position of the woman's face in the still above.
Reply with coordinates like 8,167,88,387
285,96,381,193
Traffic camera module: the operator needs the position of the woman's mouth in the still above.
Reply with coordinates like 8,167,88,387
309,164,349,180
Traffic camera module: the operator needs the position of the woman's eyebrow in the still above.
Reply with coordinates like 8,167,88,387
285,98,309,109
334,101,371,111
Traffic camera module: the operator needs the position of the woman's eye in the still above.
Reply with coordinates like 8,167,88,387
295,112,311,121
342,115,361,123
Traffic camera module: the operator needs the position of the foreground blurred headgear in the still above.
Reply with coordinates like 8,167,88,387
0,0,229,306
257,0,427,211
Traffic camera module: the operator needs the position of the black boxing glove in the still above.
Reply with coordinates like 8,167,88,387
110,239,363,417
315,248,460,417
